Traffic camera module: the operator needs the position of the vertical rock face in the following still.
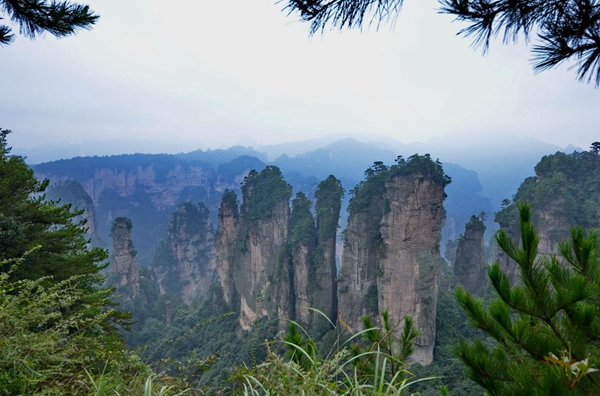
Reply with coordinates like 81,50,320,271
215,190,239,306
287,192,316,325
215,171,344,333
313,176,344,329
338,197,383,324
492,150,600,282
338,157,449,365
46,180,102,246
454,215,487,296
293,245,311,324
378,173,445,365
233,167,292,331
111,217,139,300
153,202,217,304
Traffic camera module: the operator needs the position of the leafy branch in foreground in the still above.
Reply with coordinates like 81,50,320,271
0,255,137,394
456,202,600,395
0,254,193,395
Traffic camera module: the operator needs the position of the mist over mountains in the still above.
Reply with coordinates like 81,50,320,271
30,132,579,268
21,133,577,207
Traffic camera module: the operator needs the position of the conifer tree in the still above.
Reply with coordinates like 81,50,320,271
0,128,108,284
283,0,600,85
0,0,98,45
0,128,129,334
456,202,600,395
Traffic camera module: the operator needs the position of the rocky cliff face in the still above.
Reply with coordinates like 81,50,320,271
338,157,448,365
216,168,344,333
46,180,102,246
215,191,240,306
338,195,382,324
454,215,486,296
493,150,597,282
111,217,139,300
312,176,344,330
287,192,316,325
152,202,217,304
378,173,445,365
232,167,293,331
33,155,246,266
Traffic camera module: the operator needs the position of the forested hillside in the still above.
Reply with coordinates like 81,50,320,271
7,123,600,394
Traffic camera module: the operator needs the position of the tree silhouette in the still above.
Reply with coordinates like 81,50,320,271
283,0,600,86
0,0,98,46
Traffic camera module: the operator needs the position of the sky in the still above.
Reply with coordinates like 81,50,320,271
1,0,598,156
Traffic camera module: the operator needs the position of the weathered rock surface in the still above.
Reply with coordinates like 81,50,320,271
111,217,139,300
235,200,290,330
377,173,445,365
293,245,312,324
338,200,382,325
312,176,344,329
215,191,240,306
216,169,343,333
153,202,217,304
338,159,448,365
232,167,292,331
454,215,486,296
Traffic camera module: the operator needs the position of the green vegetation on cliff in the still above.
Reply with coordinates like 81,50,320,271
288,192,315,250
241,165,292,222
349,155,451,217
496,148,600,232
315,175,344,240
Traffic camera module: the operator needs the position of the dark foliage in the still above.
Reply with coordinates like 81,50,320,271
457,203,600,395
0,129,108,285
240,166,292,222
0,0,98,45
284,0,600,85
496,149,600,239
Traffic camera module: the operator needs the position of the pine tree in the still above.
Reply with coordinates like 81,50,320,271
0,128,108,284
0,128,130,335
283,0,600,85
0,0,98,45
456,202,600,395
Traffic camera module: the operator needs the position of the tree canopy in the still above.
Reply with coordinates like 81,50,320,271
283,0,600,85
0,128,107,284
0,0,98,46
456,203,600,395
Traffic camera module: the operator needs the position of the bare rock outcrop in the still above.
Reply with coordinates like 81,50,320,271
110,217,139,300
338,157,449,365
152,202,217,304
215,172,344,333
312,176,344,330
454,215,487,296
215,190,240,305
232,167,292,331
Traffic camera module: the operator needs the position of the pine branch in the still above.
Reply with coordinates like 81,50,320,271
1,0,98,40
282,0,405,34
0,22,13,44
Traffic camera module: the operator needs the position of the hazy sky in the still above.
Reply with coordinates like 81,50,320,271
1,0,598,154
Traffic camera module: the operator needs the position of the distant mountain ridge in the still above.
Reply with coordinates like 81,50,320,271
30,134,574,264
